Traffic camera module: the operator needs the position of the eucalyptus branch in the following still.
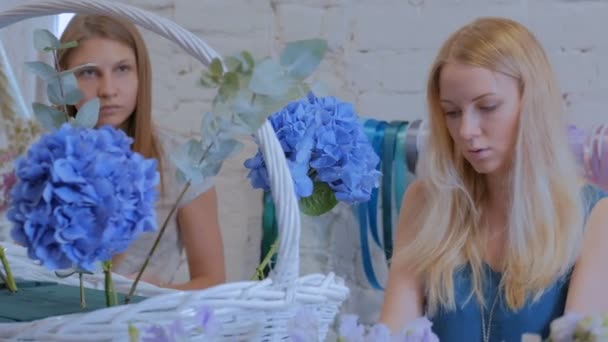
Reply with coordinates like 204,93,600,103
51,50,69,121
251,239,277,281
125,141,216,303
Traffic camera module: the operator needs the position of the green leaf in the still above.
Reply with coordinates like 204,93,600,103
24,61,58,81
299,182,338,216
128,324,140,342
74,98,100,128
47,73,82,105
280,39,328,80
32,102,66,130
218,71,240,100
237,51,255,73
170,139,205,185
208,137,243,163
200,72,220,88
209,58,224,78
33,29,60,52
249,58,293,97
224,56,242,73
57,40,78,50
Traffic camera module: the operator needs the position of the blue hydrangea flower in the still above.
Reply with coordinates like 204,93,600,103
244,92,380,203
7,123,159,272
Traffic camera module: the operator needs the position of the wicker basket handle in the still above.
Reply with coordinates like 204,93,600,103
0,0,300,285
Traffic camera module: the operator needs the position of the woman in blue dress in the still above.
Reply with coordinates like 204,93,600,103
379,17,608,341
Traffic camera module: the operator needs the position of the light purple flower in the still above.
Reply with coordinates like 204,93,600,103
288,308,319,342
196,306,219,337
398,317,439,342
338,315,365,342
550,312,583,342
141,325,174,342
364,323,392,342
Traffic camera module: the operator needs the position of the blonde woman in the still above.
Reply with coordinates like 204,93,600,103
380,17,608,341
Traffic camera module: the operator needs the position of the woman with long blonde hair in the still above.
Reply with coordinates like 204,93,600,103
57,14,226,290
380,17,608,340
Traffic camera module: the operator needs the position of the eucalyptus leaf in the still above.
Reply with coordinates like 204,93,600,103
207,138,244,163
218,71,240,100
24,61,58,81
198,159,222,178
170,139,205,185
299,182,338,216
209,58,224,78
32,102,66,130
47,73,82,105
33,29,60,52
280,39,328,80
224,56,242,73
200,111,219,140
200,72,220,88
74,98,100,128
236,51,255,73
249,58,293,97
57,40,78,50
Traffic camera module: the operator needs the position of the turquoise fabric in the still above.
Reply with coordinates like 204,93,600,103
429,184,607,341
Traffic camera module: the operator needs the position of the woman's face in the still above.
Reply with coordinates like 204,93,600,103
439,63,521,176
66,36,138,129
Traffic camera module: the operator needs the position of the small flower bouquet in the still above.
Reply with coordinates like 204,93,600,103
244,92,381,217
243,92,382,278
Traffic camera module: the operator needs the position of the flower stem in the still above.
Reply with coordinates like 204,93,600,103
102,260,116,307
251,239,277,280
0,245,17,292
124,181,191,304
79,272,86,308
125,142,215,303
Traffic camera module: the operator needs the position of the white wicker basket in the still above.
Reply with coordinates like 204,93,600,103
0,1,349,341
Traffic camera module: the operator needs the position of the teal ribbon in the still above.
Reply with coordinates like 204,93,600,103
363,119,387,248
380,121,408,262
393,122,409,216
260,192,278,277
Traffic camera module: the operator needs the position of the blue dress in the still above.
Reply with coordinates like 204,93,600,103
429,185,607,341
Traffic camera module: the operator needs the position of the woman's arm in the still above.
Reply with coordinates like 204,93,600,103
166,187,226,290
565,197,608,314
379,179,426,331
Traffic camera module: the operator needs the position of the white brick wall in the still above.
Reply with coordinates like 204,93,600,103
4,0,607,325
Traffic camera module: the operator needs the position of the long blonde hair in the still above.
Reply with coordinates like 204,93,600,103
397,17,585,315
57,14,164,181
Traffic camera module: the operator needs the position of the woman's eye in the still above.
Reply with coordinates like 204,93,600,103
117,65,131,73
445,110,461,117
76,68,97,78
479,104,498,112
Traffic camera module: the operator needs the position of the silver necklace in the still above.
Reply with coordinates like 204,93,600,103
481,293,500,342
